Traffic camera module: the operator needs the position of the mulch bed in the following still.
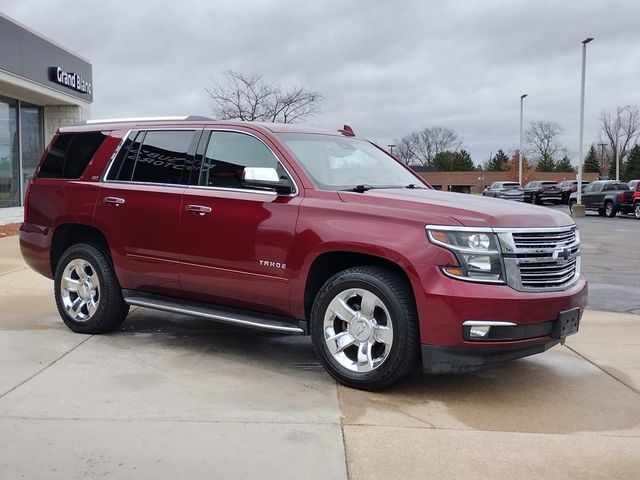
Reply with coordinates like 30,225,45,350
0,223,20,238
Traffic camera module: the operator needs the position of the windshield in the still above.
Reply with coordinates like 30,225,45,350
276,133,426,191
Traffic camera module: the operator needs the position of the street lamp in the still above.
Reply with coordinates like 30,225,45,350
576,37,593,210
519,94,527,186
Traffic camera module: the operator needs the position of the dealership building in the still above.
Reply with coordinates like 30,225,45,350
0,13,92,223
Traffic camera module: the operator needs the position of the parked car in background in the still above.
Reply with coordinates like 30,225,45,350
616,179,640,219
558,180,589,205
569,180,630,217
524,181,562,204
482,181,524,201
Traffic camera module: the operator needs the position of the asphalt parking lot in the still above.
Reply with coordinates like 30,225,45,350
0,210,638,479
554,204,640,314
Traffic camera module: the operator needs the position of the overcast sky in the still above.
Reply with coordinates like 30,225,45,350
3,0,640,166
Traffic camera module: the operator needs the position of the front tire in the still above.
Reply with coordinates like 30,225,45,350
569,200,576,215
54,243,129,334
310,266,419,391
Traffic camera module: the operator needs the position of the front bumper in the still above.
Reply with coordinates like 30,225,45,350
421,340,561,373
413,264,587,372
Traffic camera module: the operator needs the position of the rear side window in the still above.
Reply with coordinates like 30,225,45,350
106,130,195,185
38,131,107,179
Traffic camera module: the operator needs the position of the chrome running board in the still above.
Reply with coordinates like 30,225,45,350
122,290,306,334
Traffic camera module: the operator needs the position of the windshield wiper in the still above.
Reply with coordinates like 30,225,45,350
350,184,375,193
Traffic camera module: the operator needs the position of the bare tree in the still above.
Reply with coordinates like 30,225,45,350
393,127,462,166
206,70,322,123
524,120,565,167
599,105,640,176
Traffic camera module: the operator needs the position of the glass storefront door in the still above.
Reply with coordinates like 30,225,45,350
0,96,43,208
20,102,44,196
0,96,19,208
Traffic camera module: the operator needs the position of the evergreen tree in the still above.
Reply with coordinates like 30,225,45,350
433,150,475,171
433,151,457,171
555,156,575,173
536,155,556,172
488,149,509,171
624,144,640,180
583,145,600,173
454,149,474,171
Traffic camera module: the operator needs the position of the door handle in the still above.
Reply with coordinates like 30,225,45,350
186,204,212,216
104,197,125,206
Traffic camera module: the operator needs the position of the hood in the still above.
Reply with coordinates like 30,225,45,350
337,188,574,229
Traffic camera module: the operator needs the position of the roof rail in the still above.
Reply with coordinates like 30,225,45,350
84,115,212,125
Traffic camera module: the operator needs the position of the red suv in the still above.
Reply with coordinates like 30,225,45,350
20,118,587,390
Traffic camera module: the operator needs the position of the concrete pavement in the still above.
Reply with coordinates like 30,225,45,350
0,235,638,479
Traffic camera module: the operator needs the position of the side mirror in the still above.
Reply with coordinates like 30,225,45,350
242,167,293,194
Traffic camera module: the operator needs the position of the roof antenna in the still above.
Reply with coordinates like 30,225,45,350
338,124,355,137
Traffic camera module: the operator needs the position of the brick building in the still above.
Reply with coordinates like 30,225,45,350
415,170,600,194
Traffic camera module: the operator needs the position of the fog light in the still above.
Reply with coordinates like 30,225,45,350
469,325,491,338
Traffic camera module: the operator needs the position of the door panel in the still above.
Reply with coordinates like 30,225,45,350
179,189,300,314
178,129,301,315
94,184,184,295
94,128,199,295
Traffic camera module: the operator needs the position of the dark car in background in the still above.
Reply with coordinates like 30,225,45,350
569,180,630,217
524,181,562,204
482,181,524,201
615,179,640,218
558,180,589,205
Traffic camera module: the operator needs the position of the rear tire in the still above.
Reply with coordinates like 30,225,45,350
54,243,129,334
635,202,640,220
569,200,576,215
310,266,419,391
604,201,617,218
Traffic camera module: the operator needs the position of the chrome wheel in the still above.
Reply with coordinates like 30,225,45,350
635,203,640,219
323,288,393,373
60,258,100,322
605,202,615,217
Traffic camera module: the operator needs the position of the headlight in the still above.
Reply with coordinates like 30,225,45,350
426,227,505,283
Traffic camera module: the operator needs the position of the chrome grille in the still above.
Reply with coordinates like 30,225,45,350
518,258,578,289
498,226,580,292
512,230,576,249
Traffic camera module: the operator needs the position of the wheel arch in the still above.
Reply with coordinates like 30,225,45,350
50,223,110,276
302,250,418,326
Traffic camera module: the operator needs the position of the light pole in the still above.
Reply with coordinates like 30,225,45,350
598,142,607,177
615,130,620,181
576,37,593,210
519,94,527,186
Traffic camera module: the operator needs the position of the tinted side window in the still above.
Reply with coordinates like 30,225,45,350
106,132,143,182
200,131,280,189
131,130,194,184
38,131,107,179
